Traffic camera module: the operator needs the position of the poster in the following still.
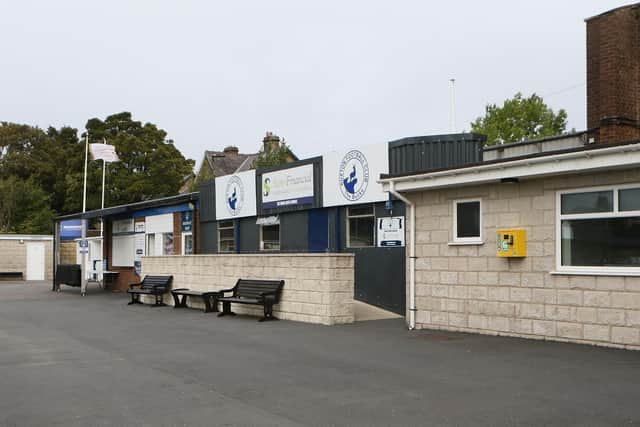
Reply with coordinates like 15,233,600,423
377,216,405,247
261,164,314,209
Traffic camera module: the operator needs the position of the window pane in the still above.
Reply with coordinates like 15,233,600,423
219,220,234,229
619,188,640,211
183,235,193,255
348,205,374,217
219,228,234,239
163,233,174,255
348,216,374,247
262,225,280,250
561,191,613,214
561,217,640,267
219,239,235,252
456,201,480,238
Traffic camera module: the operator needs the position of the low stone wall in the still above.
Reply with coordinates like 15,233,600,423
141,254,355,325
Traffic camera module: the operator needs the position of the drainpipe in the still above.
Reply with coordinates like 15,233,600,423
388,181,416,330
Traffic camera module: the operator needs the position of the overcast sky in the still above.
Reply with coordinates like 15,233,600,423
0,1,630,167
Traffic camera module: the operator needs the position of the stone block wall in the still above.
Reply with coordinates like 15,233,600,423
0,238,53,280
409,168,640,350
141,253,355,325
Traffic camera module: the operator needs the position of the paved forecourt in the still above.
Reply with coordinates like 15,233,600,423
1,281,639,426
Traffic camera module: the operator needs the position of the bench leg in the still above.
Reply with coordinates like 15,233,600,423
259,303,277,322
127,293,142,305
217,301,235,317
172,293,188,308
202,295,218,313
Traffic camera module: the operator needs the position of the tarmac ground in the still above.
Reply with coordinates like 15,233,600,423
1,281,639,426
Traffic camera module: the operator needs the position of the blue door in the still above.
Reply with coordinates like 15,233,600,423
308,209,328,252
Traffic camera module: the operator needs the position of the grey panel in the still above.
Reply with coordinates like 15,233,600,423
199,221,218,254
238,217,260,253
389,133,485,175
198,180,216,222
281,211,308,252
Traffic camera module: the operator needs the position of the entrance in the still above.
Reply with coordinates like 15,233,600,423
26,242,45,281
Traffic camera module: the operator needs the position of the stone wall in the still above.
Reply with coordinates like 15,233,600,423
409,168,640,350
59,241,77,264
141,253,355,325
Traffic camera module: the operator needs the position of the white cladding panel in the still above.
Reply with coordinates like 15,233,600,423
215,170,257,220
112,235,134,267
322,143,389,207
145,214,173,234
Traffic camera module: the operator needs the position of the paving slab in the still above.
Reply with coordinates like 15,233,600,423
1,281,639,426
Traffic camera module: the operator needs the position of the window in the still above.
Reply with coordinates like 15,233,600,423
453,199,482,244
162,233,174,255
182,232,193,255
260,224,280,251
557,185,640,274
347,205,374,247
145,234,155,256
218,221,235,253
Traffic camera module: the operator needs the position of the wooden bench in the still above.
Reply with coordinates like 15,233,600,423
127,275,173,307
171,288,220,313
0,272,23,281
217,279,284,322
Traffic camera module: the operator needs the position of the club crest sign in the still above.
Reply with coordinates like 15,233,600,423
225,175,244,216
339,150,369,202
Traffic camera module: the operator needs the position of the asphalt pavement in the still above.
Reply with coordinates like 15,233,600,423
1,281,639,426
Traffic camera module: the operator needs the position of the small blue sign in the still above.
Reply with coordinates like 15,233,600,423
60,220,83,241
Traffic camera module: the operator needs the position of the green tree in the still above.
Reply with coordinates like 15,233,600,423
471,93,568,146
252,140,294,169
84,112,195,207
0,176,54,233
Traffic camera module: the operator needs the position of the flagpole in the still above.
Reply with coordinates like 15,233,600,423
81,132,89,296
82,133,89,213
101,159,106,238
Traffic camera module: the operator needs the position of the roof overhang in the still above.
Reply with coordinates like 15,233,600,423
379,142,640,193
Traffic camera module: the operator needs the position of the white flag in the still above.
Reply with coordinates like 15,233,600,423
89,143,120,162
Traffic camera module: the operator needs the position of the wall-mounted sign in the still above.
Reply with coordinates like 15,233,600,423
215,170,257,220
181,211,193,232
261,164,314,209
323,143,389,207
377,216,405,247
60,220,83,240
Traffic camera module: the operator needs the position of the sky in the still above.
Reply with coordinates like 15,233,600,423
0,0,631,168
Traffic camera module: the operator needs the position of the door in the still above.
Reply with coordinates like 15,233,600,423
26,242,45,281
308,209,329,252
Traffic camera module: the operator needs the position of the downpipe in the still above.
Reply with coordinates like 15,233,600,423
388,182,416,330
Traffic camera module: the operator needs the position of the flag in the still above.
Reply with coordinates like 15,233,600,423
89,143,120,162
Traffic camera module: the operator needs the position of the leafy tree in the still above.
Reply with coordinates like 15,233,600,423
252,140,295,169
83,112,195,207
0,176,54,233
471,93,568,146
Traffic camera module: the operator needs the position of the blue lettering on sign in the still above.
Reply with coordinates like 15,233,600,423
225,175,244,216
338,150,369,202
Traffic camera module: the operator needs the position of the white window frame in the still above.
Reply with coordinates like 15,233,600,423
346,204,375,248
181,232,193,255
555,183,640,276
145,233,156,256
260,224,280,251
218,220,235,253
452,198,483,245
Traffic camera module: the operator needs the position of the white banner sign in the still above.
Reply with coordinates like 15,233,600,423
261,164,314,209
90,143,120,162
377,216,405,247
215,170,257,220
322,143,389,207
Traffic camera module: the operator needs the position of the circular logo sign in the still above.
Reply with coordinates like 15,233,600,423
339,150,369,201
225,176,244,216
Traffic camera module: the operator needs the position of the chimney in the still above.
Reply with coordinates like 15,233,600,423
262,131,281,153
586,3,640,143
223,146,239,156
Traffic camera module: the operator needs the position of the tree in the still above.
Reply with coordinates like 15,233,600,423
252,139,295,169
471,93,568,146
0,176,54,233
84,112,195,207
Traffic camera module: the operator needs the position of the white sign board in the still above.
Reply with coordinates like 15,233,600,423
215,170,257,220
377,216,405,247
261,164,314,209
322,143,389,207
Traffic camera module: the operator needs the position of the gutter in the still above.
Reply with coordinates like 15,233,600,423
388,181,416,330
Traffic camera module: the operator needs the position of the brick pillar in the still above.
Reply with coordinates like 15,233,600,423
586,4,640,144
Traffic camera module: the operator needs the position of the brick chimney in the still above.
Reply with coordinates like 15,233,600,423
223,146,239,156
586,3,640,143
262,131,281,153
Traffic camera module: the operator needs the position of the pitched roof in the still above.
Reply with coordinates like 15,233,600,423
203,150,258,176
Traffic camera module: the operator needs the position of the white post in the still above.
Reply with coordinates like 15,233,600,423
449,78,456,132
101,159,106,237
80,133,89,296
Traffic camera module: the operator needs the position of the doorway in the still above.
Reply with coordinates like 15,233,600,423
26,242,45,281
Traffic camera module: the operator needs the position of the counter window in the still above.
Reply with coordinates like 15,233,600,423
218,220,235,253
260,224,280,251
347,205,374,247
